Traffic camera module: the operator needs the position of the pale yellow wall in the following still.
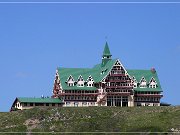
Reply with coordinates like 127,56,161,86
63,101,97,107
134,102,160,106
14,101,62,110
128,95,134,107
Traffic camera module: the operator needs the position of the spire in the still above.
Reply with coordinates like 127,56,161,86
103,42,112,57
101,42,112,67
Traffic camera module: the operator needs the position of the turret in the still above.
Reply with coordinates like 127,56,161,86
101,42,112,67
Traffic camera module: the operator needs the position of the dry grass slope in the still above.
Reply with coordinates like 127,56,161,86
0,106,180,134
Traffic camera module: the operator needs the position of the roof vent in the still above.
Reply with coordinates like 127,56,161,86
151,67,156,74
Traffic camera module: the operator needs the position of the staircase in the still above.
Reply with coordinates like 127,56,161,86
97,92,107,104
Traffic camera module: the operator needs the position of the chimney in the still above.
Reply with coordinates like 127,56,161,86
151,67,156,74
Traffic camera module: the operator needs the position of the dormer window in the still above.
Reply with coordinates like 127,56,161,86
77,75,84,87
67,75,74,87
87,76,94,87
68,83,74,87
139,77,147,88
149,77,157,88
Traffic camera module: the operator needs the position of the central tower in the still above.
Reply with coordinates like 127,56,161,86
101,42,112,67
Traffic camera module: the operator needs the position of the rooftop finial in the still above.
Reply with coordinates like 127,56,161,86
103,42,112,57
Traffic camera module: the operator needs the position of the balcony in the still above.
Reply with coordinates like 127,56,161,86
107,92,130,96
105,86,133,89
135,94,163,98
110,74,126,77
59,93,100,96
106,80,131,83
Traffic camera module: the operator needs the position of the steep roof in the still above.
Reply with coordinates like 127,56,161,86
127,69,162,92
103,42,112,56
58,59,118,90
16,97,63,103
57,59,162,92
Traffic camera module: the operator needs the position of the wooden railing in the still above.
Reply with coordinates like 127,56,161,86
59,93,100,96
106,80,131,83
135,94,163,97
105,86,133,89
107,92,130,96
110,74,126,76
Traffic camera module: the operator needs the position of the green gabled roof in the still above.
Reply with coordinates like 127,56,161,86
103,42,112,56
17,97,63,103
61,87,97,91
127,70,162,92
58,59,118,90
57,59,162,92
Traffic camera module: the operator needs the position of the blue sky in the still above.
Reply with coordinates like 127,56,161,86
0,1,180,112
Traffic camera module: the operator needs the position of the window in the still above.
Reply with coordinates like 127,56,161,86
87,82,94,87
149,78,157,88
82,102,87,106
139,77,147,88
68,83,74,87
46,103,49,106
24,103,27,106
77,75,84,87
74,102,78,107
52,103,55,106
30,103,33,106
67,75,74,86
66,102,70,106
35,103,44,106
149,84,156,88
140,85,147,88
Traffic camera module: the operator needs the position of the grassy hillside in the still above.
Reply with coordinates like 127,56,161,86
0,106,180,133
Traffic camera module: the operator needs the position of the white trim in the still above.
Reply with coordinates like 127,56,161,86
139,76,147,88
54,69,63,90
139,76,147,83
114,60,121,66
67,75,75,87
132,76,137,83
149,77,157,84
77,75,85,87
87,75,94,82
149,77,157,88
100,59,130,82
66,75,74,82
77,75,84,81
87,75,94,87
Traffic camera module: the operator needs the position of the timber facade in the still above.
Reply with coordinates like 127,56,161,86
52,43,163,107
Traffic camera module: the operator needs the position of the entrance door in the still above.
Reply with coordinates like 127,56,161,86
115,98,121,107
122,102,128,107
74,102,78,107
